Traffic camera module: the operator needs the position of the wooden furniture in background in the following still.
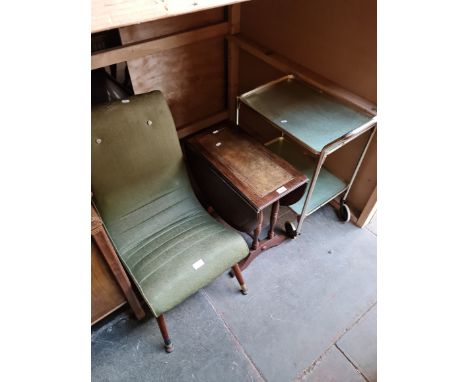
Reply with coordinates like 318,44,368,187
91,240,125,324
91,7,235,139
91,205,145,325
92,0,251,33
90,0,377,227
187,124,307,270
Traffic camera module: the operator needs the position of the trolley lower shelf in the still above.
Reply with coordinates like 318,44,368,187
267,137,347,216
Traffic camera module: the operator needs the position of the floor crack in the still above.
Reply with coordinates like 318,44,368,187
200,288,267,382
292,301,376,381
365,227,377,237
335,343,371,382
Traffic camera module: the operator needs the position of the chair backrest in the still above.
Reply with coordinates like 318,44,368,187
91,91,187,223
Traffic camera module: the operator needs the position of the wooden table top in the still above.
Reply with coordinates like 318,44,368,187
187,123,307,211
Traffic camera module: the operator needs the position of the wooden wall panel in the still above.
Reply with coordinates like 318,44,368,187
237,50,282,142
119,10,227,129
92,0,250,33
91,240,126,324
240,0,376,103
238,0,377,214
119,8,225,42
238,49,283,94
125,38,226,128
326,130,377,211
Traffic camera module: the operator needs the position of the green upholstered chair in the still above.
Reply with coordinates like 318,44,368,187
91,91,249,353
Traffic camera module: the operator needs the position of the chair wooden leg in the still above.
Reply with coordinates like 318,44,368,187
156,315,174,353
231,264,248,295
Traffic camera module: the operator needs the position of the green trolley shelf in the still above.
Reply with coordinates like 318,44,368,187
237,75,377,237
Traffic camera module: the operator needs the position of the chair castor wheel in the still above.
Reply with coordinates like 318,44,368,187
164,340,174,353
285,221,298,239
228,270,234,278
338,202,351,223
240,284,248,295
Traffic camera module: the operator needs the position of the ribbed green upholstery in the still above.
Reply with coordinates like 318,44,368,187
92,91,249,316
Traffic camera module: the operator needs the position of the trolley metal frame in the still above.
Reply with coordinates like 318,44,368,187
236,75,377,236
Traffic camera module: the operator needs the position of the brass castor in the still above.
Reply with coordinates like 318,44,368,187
240,284,248,295
164,339,174,353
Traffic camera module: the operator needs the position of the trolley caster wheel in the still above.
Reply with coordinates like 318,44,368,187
285,221,298,239
338,203,351,223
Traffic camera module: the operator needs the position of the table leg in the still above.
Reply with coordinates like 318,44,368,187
252,210,264,250
268,201,280,239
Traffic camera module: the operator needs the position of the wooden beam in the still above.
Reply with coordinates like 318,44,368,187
356,187,377,227
92,0,251,33
92,22,229,70
177,110,229,139
228,35,377,116
228,4,241,35
91,205,146,321
227,5,241,122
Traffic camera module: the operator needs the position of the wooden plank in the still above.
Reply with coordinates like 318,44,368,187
356,187,377,227
92,228,146,322
91,240,126,324
92,205,145,323
119,10,227,130
177,110,229,139
91,22,229,69
92,0,250,33
126,37,226,128
229,35,376,116
227,4,241,121
119,8,225,43
239,0,376,104
228,4,241,35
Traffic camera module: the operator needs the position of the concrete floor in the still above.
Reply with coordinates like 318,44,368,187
92,206,377,382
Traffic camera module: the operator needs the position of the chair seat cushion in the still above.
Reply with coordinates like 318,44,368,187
104,175,248,316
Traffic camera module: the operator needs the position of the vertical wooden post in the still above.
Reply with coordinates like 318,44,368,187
356,186,377,227
252,210,264,250
228,4,241,122
268,201,280,239
92,206,145,321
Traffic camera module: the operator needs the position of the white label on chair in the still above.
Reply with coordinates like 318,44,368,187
192,259,205,270
276,186,287,194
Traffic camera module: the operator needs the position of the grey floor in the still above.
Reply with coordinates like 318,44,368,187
92,206,377,382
